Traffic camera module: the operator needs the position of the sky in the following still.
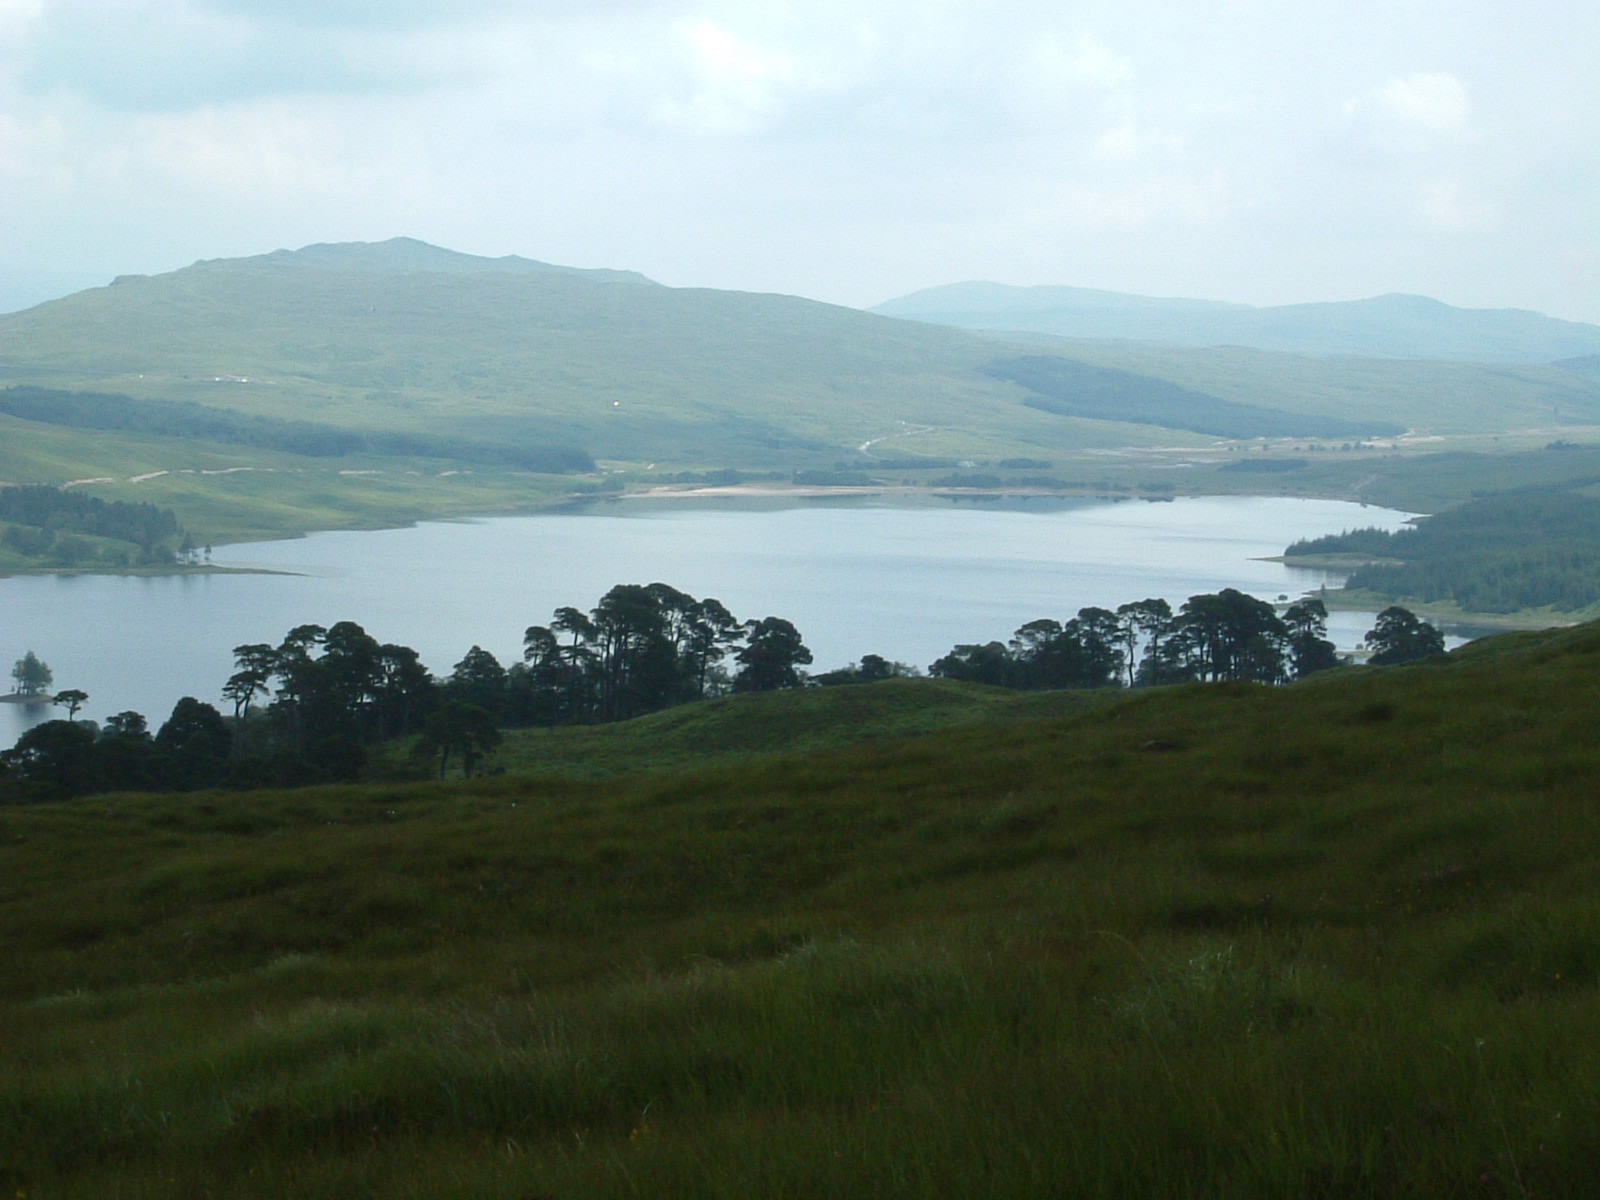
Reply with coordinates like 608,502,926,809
1,0,1597,321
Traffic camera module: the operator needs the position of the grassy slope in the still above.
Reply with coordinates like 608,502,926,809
0,251,1174,468
7,626,1600,1196
492,676,1102,778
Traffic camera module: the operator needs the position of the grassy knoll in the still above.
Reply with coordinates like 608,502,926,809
6,625,1600,1195
492,676,1101,778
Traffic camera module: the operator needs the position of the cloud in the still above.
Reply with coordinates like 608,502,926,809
1032,33,1131,90
0,0,1597,325
197,0,643,31
136,103,360,196
1413,175,1494,233
649,18,812,135
15,0,465,109
1377,71,1471,136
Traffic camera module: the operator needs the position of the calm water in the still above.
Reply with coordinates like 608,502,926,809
0,493,1419,743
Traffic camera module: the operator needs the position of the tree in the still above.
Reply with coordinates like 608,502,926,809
0,720,97,796
98,711,157,792
1283,597,1340,679
52,688,88,721
1168,589,1288,683
1069,607,1125,688
733,617,813,692
223,642,275,755
813,654,919,686
446,645,509,717
519,585,752,723
11,651,52,697
1117,598,1173,687
103,711,148,739
680,596,743,698
1365,606,1445,666
930,641,1014,687
155,697,231,789
373,643,437,739
420,701,502,779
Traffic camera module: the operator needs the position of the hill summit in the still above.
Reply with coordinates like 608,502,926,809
164,237,658,285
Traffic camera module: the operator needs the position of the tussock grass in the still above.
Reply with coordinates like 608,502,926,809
5,624,1600,1195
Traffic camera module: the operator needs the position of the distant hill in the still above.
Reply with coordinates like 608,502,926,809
134,236,659,286
0,239,1152,468
2,240,1599,526
872,282,1600,363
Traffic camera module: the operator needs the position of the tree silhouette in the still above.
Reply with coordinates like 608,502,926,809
52,689,88,721
734,617,813,692
420,701,503,778
1365,606,1445,665
1284,597,1341,678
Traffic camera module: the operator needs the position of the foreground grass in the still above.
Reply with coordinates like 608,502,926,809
5,625,1600,1195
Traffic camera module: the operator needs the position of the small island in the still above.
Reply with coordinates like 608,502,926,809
2,650,53,704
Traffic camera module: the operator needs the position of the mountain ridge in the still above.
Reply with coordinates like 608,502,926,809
107,236,658,287
872,281,1600,363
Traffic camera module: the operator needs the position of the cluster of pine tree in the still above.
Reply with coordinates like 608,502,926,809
0,583,1444,802
930,590,1341,689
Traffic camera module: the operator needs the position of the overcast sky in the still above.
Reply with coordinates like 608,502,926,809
1,0,1597,321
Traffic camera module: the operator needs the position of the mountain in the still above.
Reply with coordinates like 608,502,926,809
3,240,1599,539
0,238,1098,468
0,239,1419,469
133,236,658,286
872,282,1600,363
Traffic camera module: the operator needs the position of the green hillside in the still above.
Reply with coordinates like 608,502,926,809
4,241,1598,491
6,625,1600,1196
0,239,1183,469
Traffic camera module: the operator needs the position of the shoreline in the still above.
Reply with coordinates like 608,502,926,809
1305,586,1581,632
0,564,294,581
621,483,1119,501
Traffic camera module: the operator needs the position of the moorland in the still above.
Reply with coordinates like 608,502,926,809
3,619,1600,1196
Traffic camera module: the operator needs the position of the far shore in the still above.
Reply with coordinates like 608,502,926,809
623,482,1155,501
0,563,292,581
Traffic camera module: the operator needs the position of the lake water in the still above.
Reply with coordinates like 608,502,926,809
0,493,1420,744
